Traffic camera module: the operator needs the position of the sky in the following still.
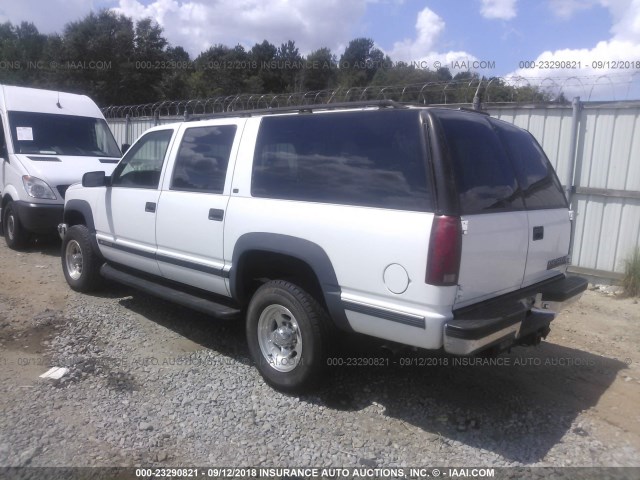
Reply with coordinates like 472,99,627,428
1,0,640,100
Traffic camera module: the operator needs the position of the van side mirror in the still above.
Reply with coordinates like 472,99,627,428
121,143,130,155
82,171,108,187
0,143,8,162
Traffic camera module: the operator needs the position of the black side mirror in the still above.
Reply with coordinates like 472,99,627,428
82,171,108,187
121,143,130,155
0,143,8,162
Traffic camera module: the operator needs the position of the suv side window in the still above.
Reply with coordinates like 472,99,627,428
171,125,236,194
438,112,524,214
491,120,568,209
111,129,173,189
251,110,432,212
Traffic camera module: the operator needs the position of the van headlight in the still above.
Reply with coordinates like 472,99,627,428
22,176,57,200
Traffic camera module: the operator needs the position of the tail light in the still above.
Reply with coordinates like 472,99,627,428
426,215,462,286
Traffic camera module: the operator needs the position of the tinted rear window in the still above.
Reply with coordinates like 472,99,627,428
251,110,432,212
491,120,567,209
438,112,523,214
171,125,237,194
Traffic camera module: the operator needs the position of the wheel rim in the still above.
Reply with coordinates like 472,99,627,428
65,240,83,281
6,213,15,240
257,304,302,373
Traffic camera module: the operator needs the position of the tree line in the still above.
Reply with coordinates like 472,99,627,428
0,10,554,108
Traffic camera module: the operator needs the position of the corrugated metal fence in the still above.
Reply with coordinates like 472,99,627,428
106,99,640,281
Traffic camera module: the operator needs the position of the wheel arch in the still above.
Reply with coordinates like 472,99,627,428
230,233,351,332
63,199,95,231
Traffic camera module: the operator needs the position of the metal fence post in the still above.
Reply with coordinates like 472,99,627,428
567,96,583,261
154,110,160,127
125,114,131,145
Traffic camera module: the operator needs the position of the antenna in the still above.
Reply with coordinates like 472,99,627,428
56,92,62,109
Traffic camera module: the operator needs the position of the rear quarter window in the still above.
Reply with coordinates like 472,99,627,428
251,110,433,212
490,119,568,210
437,111,524,214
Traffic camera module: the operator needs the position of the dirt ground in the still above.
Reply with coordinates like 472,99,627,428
0,236,639,466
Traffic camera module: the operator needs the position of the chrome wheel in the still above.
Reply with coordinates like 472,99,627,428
65,239,83,281
257,304,302,372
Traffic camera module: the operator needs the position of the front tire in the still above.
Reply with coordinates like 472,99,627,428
61,225,103,292
246,280,329,393
3,202,28,250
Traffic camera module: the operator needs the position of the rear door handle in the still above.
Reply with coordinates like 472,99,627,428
532,226,544,241
208,208,224,221
145,202,156,213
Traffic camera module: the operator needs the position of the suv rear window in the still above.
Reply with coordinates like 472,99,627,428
437,111,523,214
251,110,432,212
491,119,568,210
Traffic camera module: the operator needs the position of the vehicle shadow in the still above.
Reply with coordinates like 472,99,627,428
17,235,61,257
113,290,628,464
316,337,628,463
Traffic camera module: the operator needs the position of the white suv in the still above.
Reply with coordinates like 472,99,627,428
58,101,587,392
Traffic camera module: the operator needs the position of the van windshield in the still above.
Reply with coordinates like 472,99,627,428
8,111,121,157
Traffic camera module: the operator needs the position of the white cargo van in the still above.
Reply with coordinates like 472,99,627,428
0,85,120,249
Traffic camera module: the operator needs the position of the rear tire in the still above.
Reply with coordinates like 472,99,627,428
61,225,103,292
3,201,28,250
246,280,329,393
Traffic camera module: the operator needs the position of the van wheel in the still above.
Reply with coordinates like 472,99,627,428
61,225,103,292
246,280,329,393
3,202,28,250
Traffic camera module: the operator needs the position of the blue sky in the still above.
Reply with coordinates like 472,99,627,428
1,0,639,100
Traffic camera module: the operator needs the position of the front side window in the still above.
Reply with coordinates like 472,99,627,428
251,110,432,212
438,112,524,214
111,129,173,189
171,125,237,193
8,111,120,157
491,120,568,209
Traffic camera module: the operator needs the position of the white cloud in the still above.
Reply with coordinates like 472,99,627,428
548,0,598,18
480,0,517,20
508,0,640,100
389,7,479,72
0,0,93,33
112,0,368,57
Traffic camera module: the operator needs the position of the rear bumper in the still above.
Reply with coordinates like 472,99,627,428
444,275,588,355
13,201,64,234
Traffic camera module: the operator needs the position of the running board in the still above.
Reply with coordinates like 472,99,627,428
100,264,241,320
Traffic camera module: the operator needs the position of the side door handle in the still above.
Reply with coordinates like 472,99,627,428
145,202,156,213
208,208,224,221
532,226,544,241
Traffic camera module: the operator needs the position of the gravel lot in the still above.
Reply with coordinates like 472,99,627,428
0,237,639,469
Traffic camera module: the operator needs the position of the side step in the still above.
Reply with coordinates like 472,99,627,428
100,264,241,320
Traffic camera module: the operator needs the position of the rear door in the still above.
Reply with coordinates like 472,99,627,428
436,111,528,308
155,120,244,295
491,120,570,287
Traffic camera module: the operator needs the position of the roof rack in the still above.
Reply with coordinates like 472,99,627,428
186,99,411,121
456,106,490,116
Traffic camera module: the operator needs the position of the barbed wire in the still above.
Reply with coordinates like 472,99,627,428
102,73,640,118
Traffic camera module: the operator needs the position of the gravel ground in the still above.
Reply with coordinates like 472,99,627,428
0,238,639,469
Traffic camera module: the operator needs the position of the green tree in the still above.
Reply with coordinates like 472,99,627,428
276,40,303,92
132,18,168,103
302,47,337,91
191,44,250,98
59,10,135,105
338,38,385,88
248,40,278,93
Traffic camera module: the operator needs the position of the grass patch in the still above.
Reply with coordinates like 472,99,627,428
622,246,640,297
